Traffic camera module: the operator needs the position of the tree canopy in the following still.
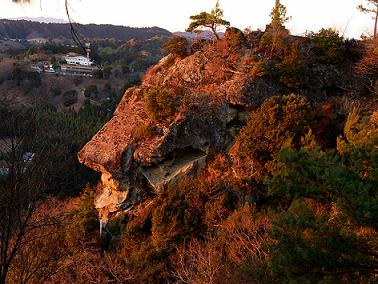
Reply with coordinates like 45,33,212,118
186,0,230,40
270,2,291,27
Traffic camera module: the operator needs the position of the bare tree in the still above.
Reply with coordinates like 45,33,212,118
355,37,378,94
358,0,378,37
0,109,62,283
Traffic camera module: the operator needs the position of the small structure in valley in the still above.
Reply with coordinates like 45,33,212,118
64,52,93,66
61,49,98,76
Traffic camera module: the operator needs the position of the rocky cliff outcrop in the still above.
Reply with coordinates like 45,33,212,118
78,28,364,222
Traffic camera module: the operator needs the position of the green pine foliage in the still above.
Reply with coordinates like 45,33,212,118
151,179,206,251
144,87,176,122
237,94,313,180
186,0,230,39
309,28,345,64
265,109,378,282
276,49,303,88
163,36,189,59
269,199,377,283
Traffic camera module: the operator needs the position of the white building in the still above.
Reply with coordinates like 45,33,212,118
65,54,93,66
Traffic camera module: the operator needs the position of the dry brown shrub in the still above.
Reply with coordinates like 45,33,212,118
206,153,232,182
131,123,161,142
6,198,67,284
170,238,223,284
170,205,275,283
355,38,378,94
203,59,233,85
204,190,234,229
143,61,163,82
217,205,273,266
370,110,378,127
214,39,232,57
50,252,133,284
228,140,262,181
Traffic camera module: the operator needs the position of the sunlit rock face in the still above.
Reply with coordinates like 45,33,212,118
78,27,363,222
77,83,241,222
77,87,240,222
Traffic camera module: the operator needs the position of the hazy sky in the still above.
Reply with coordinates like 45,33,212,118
0,0,375,38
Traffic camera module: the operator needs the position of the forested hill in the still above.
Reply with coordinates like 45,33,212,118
0,19,172,40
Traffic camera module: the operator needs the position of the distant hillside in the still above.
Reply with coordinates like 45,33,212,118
0,19,172,41
174,30,224,40
8,17,68,24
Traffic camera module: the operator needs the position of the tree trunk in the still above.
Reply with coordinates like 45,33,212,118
374,8,378,38
0,273,6,284
211,26,219,40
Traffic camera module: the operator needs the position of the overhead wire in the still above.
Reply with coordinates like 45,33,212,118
65,0,87,54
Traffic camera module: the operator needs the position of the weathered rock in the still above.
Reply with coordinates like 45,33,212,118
78,33,364,222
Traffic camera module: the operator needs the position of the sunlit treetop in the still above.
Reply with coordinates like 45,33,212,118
186,0,230,40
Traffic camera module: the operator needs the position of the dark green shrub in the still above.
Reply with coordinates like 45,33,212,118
191,39,208,53
63,90,78,107
144,87,175,122
65,185,99,249
269,199,376,283
163,36,188,59
151,179,206,251
265,110,378,282
276,49,303,88
103,66,112,79
51,86,61,96
84,85,98,98
73,76,83,86
224,27,245,49
92,69,103,79
9,67,41,87
237,94,313,180
252,60,268,77
309,28,345,64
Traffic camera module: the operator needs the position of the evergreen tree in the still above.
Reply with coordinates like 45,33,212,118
186,0,230,40
266,110,378,282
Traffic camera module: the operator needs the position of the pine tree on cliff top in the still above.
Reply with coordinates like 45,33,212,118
186,0,230,40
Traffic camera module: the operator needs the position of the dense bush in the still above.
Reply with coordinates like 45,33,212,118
309,28,345,64
269,199,377,283
65,185,99,248
144,87,176,122
237,94,313,180
63,90,78,107
276,49,303,88
355,38,378,95
9,67,41,88
151,179,206,251
191,39,208,53
252,60,268,77
163,36,188,59
73,76,83,86
224,27,245,49
265,109,378,282
84,84,98,98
